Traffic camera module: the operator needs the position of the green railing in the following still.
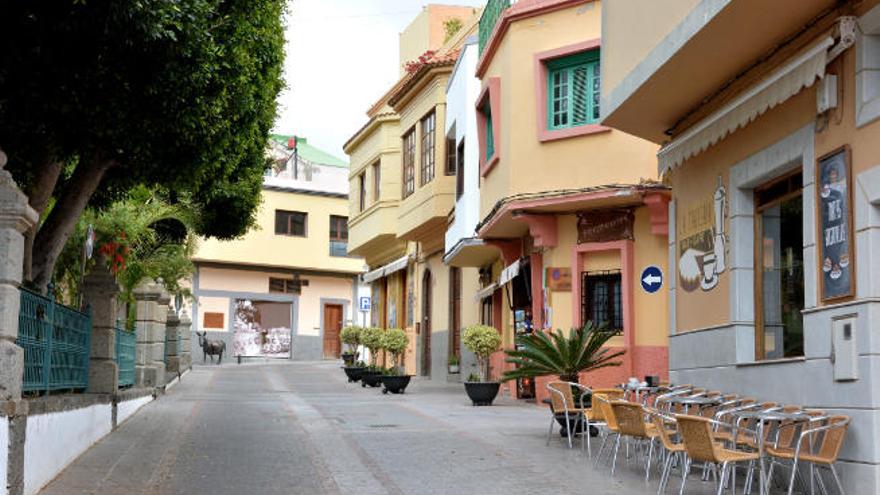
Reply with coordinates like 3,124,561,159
478,0,510,56
17,287,92,393
115,326,136,388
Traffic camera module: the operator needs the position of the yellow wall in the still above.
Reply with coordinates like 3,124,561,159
478,2,660,218
600,0,701,99
195,189,363,274
399,5,476,75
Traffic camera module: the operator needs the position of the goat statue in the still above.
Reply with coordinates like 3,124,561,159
196,331,226,364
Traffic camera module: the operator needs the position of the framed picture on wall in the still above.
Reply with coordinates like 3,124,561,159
816,145,855,301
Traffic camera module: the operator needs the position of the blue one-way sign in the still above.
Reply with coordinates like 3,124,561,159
640,266,663,293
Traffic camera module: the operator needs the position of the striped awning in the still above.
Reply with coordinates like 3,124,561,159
474,282,498,301
361,255,410,284
498,259,521,286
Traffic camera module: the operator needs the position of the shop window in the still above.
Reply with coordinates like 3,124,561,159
546,50,600,130
269,277,307,294
372,161,381,203
274,210,307,237
357,172,366,212
329,215,348,257
420,111,436,185
456,138,465,199
755,171,804,359
581,270,622,332
402,127,416,198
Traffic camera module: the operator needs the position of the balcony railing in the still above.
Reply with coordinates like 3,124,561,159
115,325,136,388
478,0,510,56
18,288,92,393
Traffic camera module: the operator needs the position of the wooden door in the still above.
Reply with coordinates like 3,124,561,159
322,304,343,359
421,270,432,376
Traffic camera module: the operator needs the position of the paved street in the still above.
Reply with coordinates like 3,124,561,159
40,361,712,495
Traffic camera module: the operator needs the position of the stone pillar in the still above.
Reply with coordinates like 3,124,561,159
81,256,119,393
0,150,38,401
154,290,170,383
178,309,192,372
133,281,165,388
164,309,181,377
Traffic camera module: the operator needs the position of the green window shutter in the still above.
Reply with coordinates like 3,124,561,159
486,110,494,160
546,50,600,130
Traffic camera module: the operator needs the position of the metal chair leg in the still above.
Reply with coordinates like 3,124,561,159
679,457,691,495
829,464,845,495
646,438,656,481
594,431,610,467
546,414,555,446
716,462,729,495
787,458,799,495
611,434,622,477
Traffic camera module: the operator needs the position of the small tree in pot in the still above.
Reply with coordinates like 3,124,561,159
462,324,502,406
359,327,385,387
379,328,411,394
340,326,362,366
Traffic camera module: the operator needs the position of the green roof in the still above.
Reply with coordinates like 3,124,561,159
270,134,348,168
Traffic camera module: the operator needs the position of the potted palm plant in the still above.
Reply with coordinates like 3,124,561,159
379,328,411,394
462,324,503,406
503,322,624,434
359,327,385,388
340,326,364,381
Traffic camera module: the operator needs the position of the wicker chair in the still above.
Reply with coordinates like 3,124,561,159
611,401,661,479
545,381,592,451
592,393,622,468
766,415,849,495
651,411,687,494
676,414,760,495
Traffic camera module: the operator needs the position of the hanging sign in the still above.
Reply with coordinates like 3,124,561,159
817,146,854,301
640,266,663,293
577,209,635,244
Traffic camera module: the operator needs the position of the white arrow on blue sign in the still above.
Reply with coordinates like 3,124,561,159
640,266,663,293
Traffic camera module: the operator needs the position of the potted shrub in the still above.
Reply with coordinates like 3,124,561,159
359,327,385,388
340,326,362,367
503,322,624,435
379,328,411,394
447,354,460,374
462,324,503,406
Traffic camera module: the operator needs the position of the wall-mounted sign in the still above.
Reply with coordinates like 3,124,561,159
577,208,635,244
545,267,572,291
203,312,225,329
677,176,727,292
640,266,663,293
817,146,854,301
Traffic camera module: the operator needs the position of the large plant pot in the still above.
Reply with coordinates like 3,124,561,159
380,375,411,394
448,365,460,374
341,353,357,366
343,366,366,382
361,371,384,388
464,382,500,406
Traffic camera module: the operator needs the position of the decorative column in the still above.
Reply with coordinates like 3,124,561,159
164,309,181,377
154,289,170,385
133,281,165,388
178,308,192,372
81,255,120,393
0,150,38,400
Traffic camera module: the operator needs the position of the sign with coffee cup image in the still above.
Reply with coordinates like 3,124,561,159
677,176,728,292
817,146,854,301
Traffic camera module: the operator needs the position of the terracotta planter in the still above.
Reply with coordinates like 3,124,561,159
464,382,500,406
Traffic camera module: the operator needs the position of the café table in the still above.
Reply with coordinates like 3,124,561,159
662,394,723,414
620,384,670,405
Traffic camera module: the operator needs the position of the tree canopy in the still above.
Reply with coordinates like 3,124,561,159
0,0,285,290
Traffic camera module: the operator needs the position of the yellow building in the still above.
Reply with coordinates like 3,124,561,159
602,0,880,490
192,136,366,361
346,6,480,378
461,0,670,401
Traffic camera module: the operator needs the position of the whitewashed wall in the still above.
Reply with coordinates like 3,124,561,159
0,417,8,495
117,395,153,425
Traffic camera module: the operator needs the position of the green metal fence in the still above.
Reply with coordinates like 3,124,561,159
478,0,510,56
17,288,92,393
115,326,136,388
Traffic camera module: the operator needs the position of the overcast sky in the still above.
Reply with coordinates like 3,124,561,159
273,0,485,161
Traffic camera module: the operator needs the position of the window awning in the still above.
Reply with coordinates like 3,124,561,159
498,259,521,286
474,282,498,301
658,36,834,175
361,255,410,284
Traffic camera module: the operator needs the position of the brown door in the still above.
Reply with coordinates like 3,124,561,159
323,304,343,359
421,270,432,376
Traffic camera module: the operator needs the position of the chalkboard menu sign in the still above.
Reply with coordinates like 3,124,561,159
817,146,854,301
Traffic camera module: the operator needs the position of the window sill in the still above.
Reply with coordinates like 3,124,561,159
538,124,611,143
480,154,499,177
736,356,805,367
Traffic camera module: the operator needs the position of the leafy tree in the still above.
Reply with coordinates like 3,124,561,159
340,326,363,354
360,327,385,367
381,329,408,373
443,18,464,43
462,325,502,382
0,0,285,291
502,323,624,383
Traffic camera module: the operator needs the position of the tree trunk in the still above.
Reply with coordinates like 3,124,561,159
31,155,114,292
23,161,63,282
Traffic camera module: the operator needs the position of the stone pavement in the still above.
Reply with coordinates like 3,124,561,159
40,361,725,495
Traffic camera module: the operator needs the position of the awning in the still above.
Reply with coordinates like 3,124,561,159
498,259,521,286
474,282,498,301
361,255,410,283
658,36,834,175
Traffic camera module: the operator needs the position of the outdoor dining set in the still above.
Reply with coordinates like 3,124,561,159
544,381,850,495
